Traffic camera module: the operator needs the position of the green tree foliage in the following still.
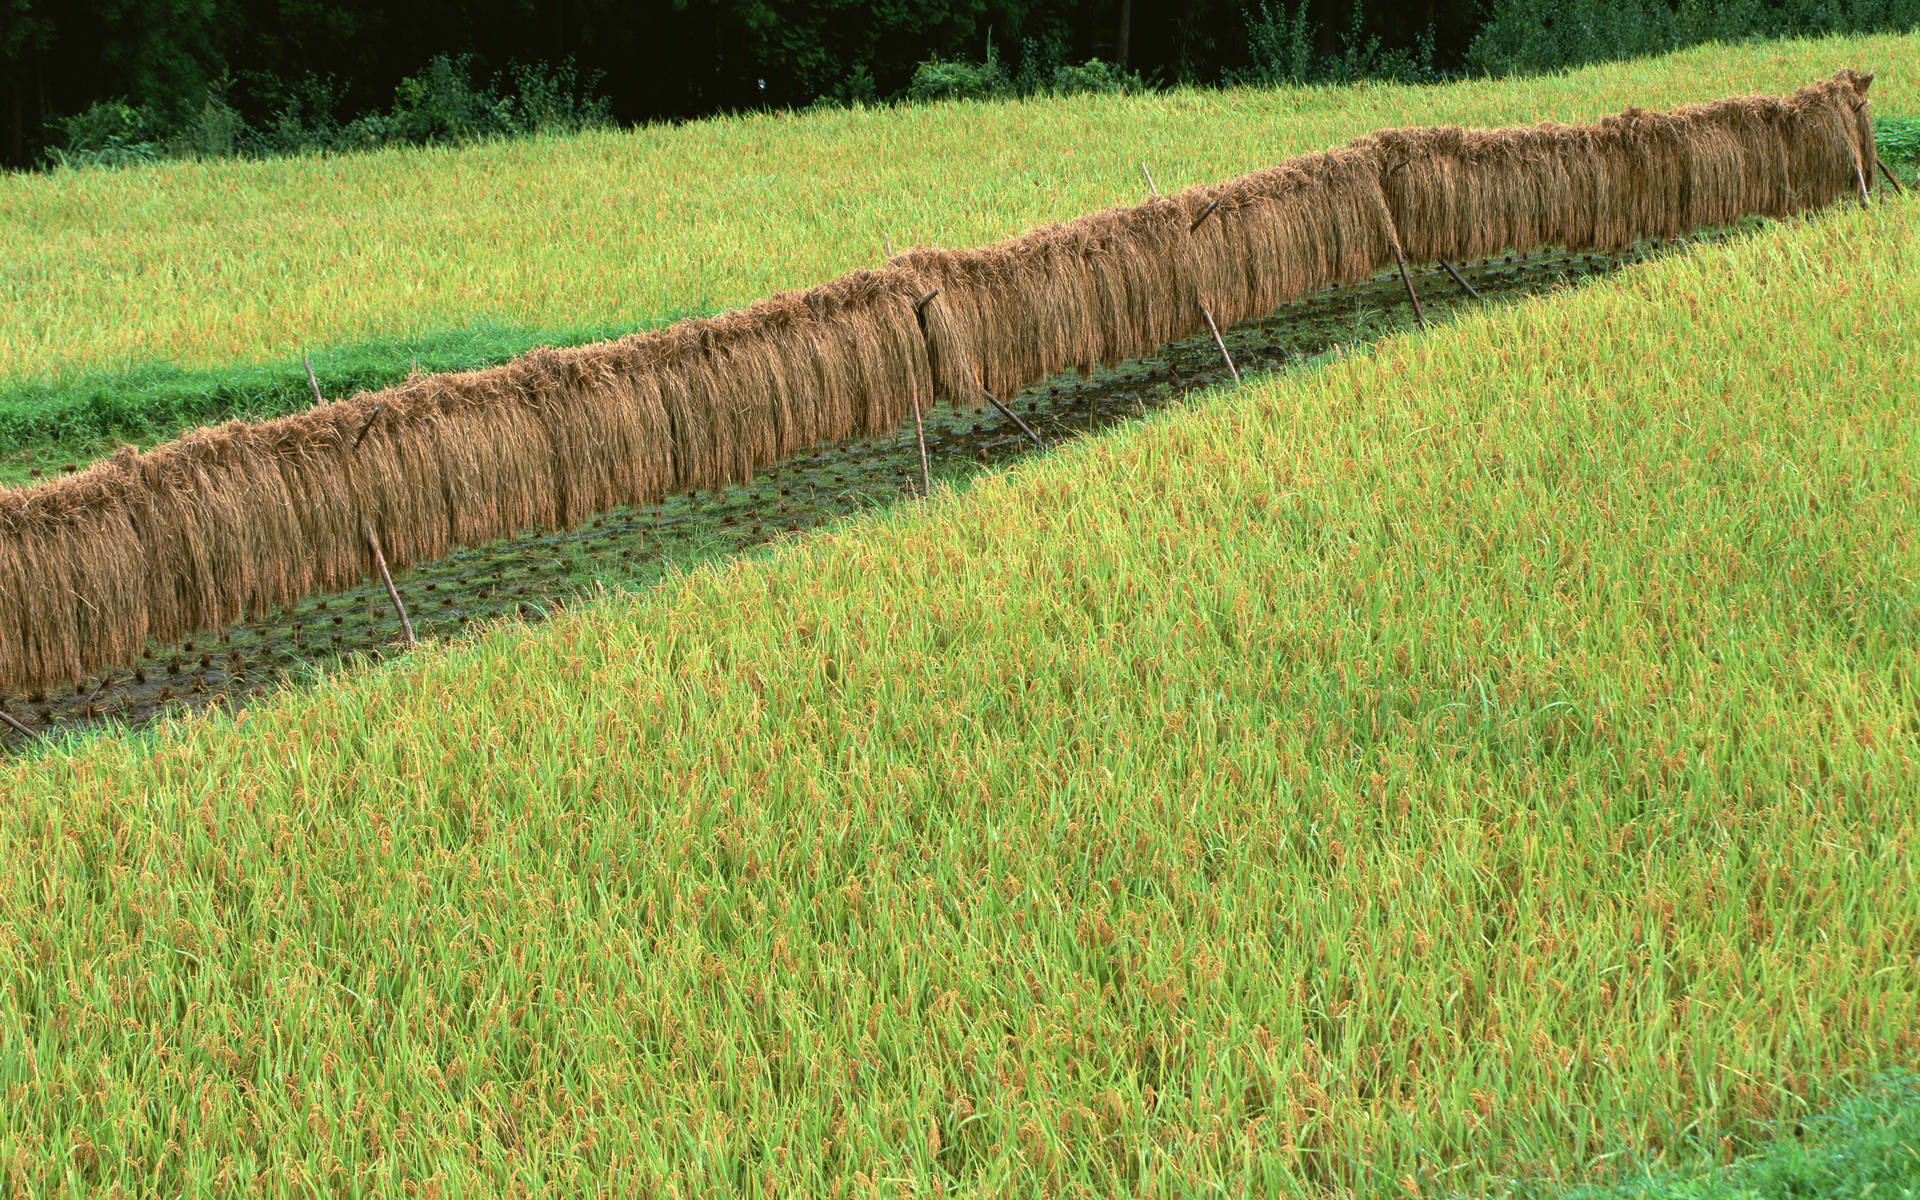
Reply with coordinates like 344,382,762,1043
1469,0,1920,74
4,0,1919,169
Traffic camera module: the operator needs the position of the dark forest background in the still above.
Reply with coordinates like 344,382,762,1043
5,0,1918,169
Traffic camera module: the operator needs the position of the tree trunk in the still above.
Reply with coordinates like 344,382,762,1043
1116,0,1132,66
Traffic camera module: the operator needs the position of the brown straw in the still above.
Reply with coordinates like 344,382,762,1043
0,70,1878,693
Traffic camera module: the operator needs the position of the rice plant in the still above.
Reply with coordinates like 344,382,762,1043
0,181,1913,1197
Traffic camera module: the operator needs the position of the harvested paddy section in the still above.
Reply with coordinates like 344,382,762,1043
0,197,1913,1196
0,72,1891,699
1,237,1710,747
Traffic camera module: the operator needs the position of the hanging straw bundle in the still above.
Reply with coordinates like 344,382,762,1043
0,70,1884,695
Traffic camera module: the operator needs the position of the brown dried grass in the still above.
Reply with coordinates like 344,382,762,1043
0,71,1878,693
1377,69,1876,261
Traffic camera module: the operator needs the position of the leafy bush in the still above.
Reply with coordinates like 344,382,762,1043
1242,2,1318,86
1049,57,1144,96
383,54,515,145
1468,0,1920,75
1240,1,1439,87
171,86,250,160
45,102,163,169
1467,0,1675,75
1877,115,1920,166
44,55,612,169
910,42,1140,104
906,50,1013,103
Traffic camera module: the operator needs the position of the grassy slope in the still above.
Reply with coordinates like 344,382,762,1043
1,185,1914,1195
2,31,1916,393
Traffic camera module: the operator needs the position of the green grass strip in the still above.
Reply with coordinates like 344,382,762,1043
0,195,1913,1195
1547,1073,1920,1199
0,313,707,484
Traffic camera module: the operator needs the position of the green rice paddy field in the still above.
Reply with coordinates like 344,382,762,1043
1,29,1918,1200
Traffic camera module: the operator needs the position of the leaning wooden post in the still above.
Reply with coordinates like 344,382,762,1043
1876,157,1906,194
1143,162,1240,381
1390,239,1429,327
912,286,1044,451
1201,307,1240,383
303,353,325,406
906,286,943,487
1438,259,1482,301
908,396,932,498
351,404,386,452
977,381,1046,448
347,411,416,646
0,708,37,741
361,520,417,646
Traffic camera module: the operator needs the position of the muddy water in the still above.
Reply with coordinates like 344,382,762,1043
0,239,1714,750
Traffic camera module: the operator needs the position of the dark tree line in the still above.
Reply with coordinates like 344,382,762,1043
4,0,1915,169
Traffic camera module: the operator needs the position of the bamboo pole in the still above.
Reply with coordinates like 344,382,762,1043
362,520,417,646
1142,161,1239,380
1853,157,1872,208
348,403,415,646
1189,197,1223,233
351,404,386,452
1201,307,1239,383
1438,259,1483,301
1391,241,1429,327
978,382,1046,448
303,353,324,406
909,396,932,497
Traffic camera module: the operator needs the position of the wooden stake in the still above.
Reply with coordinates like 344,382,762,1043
1200,305,1239,382
909,396,932,498
362,520,416,646
915,289,941,319
1853,157,1872,208
303,353,324,406
1876,156,1906,193
351,404,386,452
977,382,1045,448
0,708,36,740
1391,241,1429,327
1148,164,1236,380
884,231,894,258
1438,259,1483,301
